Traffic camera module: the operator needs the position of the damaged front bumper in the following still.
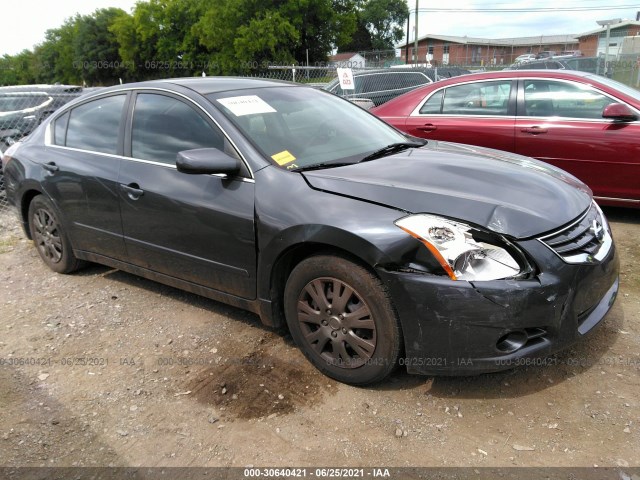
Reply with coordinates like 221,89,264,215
377,237,620,376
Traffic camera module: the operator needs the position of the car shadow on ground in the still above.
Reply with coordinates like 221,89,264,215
71,263,267,332
602,206,640,224
69,242,626,398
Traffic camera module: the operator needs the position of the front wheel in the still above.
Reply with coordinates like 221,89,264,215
28,195,84,273
284,255,401,385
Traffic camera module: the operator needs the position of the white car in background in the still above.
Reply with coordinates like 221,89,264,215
514,53,536,63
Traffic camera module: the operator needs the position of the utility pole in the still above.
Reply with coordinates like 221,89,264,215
413,0,419,65
596,18,621,76
405,14,410,63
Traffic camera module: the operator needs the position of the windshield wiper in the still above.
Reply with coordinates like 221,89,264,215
359,140,427,163
291,162,356,172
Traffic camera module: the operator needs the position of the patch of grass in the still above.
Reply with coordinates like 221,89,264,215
0,236,19,254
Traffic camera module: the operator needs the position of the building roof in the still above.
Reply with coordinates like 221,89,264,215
398,33,578,48
397,20,640,48
329,53,364,61
576,20,640,38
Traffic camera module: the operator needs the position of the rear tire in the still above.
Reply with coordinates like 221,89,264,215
284,255,401,385
28,195,84,273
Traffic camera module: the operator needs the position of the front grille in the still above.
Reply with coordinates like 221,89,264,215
538,203,611,264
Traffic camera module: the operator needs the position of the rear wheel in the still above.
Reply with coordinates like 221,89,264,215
284,255,401,385
28,195,84,273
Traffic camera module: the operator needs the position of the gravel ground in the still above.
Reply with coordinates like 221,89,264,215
0,206,638,470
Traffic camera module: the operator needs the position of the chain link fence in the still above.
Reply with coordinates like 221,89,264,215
1,57,639,215
1,87,86,213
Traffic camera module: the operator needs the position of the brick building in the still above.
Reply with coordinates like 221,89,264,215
398,21,640,66
576,21,640,57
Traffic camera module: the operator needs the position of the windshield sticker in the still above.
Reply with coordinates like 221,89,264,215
217,95,276,116
271,150,296,166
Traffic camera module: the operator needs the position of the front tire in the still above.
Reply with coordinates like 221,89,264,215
284,255,401,385
28,195,84,273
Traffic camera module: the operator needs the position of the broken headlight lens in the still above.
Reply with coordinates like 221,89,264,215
395,214,524,281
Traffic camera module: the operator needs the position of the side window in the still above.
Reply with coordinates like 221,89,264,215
132,94,229,165
397,73,430,88
66,95,126,154
357,75,377,94
53,111,70,146
419,90,444,114
523,80,615,119
442,81,512,115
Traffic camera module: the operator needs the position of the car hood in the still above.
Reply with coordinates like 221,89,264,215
302,141,592,239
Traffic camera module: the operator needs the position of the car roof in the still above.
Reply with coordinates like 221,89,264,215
436,69,595,83
89,77,297,96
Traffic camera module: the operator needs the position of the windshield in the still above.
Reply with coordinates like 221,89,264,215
208,86,408,170
586,74,640,103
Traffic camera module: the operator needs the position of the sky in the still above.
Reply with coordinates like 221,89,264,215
403,0,640,44
1,0,138,56
2,0,640,56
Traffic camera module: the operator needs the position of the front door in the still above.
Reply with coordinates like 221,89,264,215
118,92,256,299
515,78,640,200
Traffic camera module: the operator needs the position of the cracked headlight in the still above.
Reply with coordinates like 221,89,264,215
395,214,525,281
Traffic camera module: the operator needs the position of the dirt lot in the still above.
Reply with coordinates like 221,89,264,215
0,206,638,470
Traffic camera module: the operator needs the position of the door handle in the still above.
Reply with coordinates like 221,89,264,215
416,124,437,132
120,183,144,200
42,162,59,173
521,126,548,134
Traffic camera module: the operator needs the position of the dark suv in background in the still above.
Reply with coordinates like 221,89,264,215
0,85,84,152
508,57,604,75
325,67,470,107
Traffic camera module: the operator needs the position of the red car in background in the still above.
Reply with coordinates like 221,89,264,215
372,70,640,207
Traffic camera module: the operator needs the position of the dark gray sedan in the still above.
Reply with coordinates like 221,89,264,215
2,78,619,385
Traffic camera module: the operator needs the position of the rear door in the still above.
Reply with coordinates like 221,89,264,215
118,91,257,299
42,93,128,259
404,79,517,152
514,78,640,200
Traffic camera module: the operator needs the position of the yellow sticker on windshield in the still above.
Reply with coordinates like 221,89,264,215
272,150,297,166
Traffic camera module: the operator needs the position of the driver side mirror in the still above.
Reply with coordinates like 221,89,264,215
602,103,637,122
176,148,240,175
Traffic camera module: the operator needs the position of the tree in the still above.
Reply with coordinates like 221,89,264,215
361,0,408,50
0,51,37,86
2,0,388,85
32,19,79,84
282,0,357,63
74,8,130,85
337,17,374,52
193,0,356,74
110,0,209,80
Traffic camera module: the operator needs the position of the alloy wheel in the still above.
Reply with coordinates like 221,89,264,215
296,277,377,369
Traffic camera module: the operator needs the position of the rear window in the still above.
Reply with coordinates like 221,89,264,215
65,95,126,155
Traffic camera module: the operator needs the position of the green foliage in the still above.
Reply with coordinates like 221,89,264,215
74,8,131,84
194,0,356,74
32,18,78,84
0,0,407,86
361,0,408,50
0,51,37,86
337,18,374,53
